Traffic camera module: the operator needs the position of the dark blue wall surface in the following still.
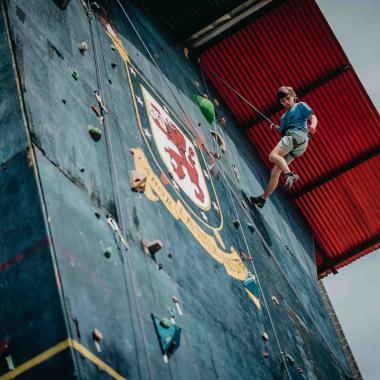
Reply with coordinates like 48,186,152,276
0,0,353,379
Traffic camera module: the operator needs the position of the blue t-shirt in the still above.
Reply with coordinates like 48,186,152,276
279,102,314,134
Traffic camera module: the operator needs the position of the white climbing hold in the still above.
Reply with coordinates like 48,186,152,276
130,170,147,192
78,42,88,52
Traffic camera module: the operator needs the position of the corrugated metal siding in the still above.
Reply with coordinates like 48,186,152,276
199,0,380,275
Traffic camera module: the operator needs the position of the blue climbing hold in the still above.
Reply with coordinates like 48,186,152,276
152,314,181,355
244,273,260,299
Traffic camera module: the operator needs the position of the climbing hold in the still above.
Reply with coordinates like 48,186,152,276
94,212,101,219
263,352,269,359
212,152,221,160
94,91,108,114
91,104,101,118
210,130,226,154
88,126,102,141
192,80,200,89
110,44,116,51
72,70,79,80
152,313,181,357
213,99,219,107
172,296,183,315
286,354,295,364
233,219,240,228
93,329,103,341
62,99,66,104
271,296,280,305
78,42,88,53
79,166,86,172
194,95,215,124
239,248,253,262
183,47,189,58
158,263,163,270
247,222,254,232
297,368,304,374
104,247,112,259
262,332,269,341
160,318,171,328
111,62,117,69
208,164,220,180
5,355,15,370
244,272,260,298
232,164,240,182
130,170,147,192
144,240,163,255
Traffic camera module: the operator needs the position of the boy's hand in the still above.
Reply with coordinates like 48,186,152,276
309,125,317,135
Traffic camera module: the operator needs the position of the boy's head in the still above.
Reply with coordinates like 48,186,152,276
277,86,297,100
277,86,297,108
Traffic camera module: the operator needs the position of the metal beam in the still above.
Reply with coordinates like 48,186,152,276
318,236,380,276
193,0,282,54
243,65,351,130
293,149,379,199
315,241,338,275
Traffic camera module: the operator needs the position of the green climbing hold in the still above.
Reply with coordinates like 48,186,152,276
194,95,215,124
72,70,79,80
104,247,112,259
88,126,102,141
160,318,172,328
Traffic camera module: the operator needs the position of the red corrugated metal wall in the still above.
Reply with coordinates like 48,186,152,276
199,0,380,276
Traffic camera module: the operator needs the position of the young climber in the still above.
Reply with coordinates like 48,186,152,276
250,86,317,208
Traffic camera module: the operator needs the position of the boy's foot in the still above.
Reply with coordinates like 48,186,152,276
250,195,266,208
284,172,299,190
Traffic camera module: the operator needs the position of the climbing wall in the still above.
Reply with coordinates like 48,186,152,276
0,0,353,379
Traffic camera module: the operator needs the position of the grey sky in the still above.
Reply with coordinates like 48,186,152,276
316,1,380,379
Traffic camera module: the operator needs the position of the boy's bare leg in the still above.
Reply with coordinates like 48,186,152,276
263,165,282,199
268,145,290,174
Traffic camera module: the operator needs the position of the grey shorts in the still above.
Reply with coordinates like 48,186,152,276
277,131,309,164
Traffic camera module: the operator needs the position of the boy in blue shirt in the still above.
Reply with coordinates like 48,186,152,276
250,86,317,208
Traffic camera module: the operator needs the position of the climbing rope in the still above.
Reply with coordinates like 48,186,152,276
200,63,279,130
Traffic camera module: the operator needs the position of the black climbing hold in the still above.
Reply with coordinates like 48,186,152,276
94,212,101,219
145,240,163,255
111,62,117,69
72,70,79,80
110,44,116,51
158,263,163,270
62,99,66,104
88,126,102,141
104,248,112,259
233,219,240,228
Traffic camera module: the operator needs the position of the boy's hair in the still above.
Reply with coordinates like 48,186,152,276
277,86,298,101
